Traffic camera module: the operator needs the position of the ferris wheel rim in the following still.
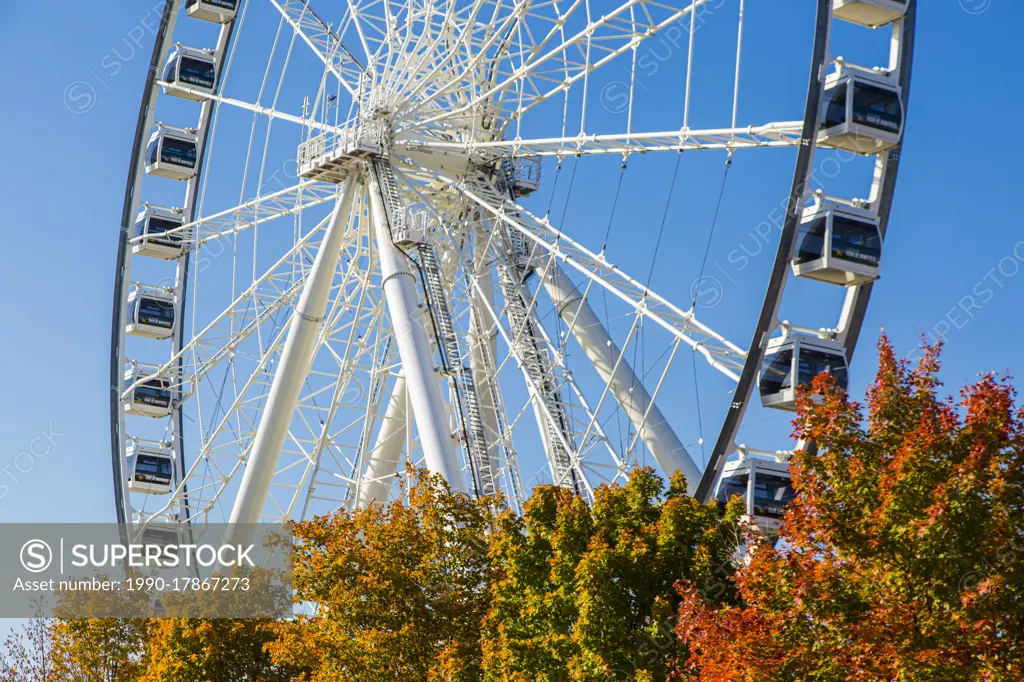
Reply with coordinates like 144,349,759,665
695,0,918,502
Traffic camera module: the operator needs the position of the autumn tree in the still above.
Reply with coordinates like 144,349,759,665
138,618,289,682
482,467,744,681
677,336,1024,681
135,564,298,682
267,470,495,681
42,577,153,682
49,618,148,682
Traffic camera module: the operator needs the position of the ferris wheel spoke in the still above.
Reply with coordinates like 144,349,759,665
442,171,747,381
152,84,329,132
267,0,365,98
400,0,578,121
406,0,715,133
393,0,528,114
398,121,804,161
539,262,700,493
124,217,339,406
131,180,338,254
180,242,379,524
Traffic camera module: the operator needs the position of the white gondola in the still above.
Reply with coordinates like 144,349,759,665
133,204,187,260
185,0,238,23
145,126,199,180
140,525,182,549
819,64,903,155
126,287,176,339
759,333,849,411
126,443,174,495
715,453,795,535
833,0,907,29
124,366,175,418
162,46,217,101
792,201,881,285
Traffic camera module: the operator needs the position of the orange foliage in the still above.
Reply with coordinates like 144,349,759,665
676,336,1024,681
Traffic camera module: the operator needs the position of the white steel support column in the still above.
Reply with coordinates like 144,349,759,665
356,372,408,507
228,181,358,526
367,166,466,493
539,263,702,494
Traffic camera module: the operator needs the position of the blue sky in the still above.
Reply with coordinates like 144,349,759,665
0,0,1022,532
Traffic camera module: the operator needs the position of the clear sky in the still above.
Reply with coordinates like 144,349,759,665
0,0,1022,533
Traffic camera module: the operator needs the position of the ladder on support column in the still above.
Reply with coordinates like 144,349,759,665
469,308,522,502
490,161,582,493
371,157,496,498
419,246,495,497
497,262,581,493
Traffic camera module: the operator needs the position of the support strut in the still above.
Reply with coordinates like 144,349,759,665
539,262,701,494
229,180,358,525
366,163,466,493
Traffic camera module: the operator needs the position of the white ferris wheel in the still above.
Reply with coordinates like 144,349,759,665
110,0,915,540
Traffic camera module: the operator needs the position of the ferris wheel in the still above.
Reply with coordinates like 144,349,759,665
109,0,915,540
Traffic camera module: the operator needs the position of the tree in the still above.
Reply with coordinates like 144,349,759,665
138,566,302,682
139,618,288,682
676,336,1024,681
49,618,148,682
267,470,495,681
46,577,151,682
482,467,744,681
1,611,54,682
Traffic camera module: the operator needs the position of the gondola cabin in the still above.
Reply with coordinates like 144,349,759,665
819,65,903,155
140,526,182,554
185,0,238,23
832,0,907,29
141,525,181,546
145,127,199,180
792,201,882,285
134,205,187,260
126,443,174,495
124,366,175,418
759,333,849,411
715,455,795,536
162,46,217,100
126,288,176,339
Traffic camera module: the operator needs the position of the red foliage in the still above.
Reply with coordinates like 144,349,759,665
675,335,1024,681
